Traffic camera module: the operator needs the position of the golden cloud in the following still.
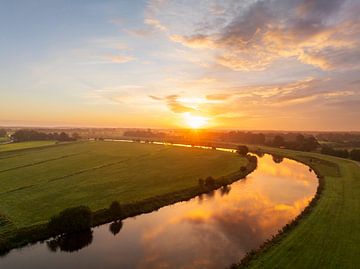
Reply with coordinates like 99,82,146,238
167,0,360,71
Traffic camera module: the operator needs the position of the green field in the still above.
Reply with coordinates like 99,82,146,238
0,141,247,240
0,141,57,152
0,137,9,143
240,146,360,269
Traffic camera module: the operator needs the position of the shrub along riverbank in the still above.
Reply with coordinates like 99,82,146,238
0,143,257,255
232,146,360,269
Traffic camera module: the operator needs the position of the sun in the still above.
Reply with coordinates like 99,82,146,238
183,113,208,129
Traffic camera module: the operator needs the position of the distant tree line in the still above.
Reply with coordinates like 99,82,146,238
220,131,266,145
11,129,80,142
123,129,168,139
0,129,6,137
270,134,319,152
121,129,360,161
315,132,360,148
316,132,360,143
321,146,360,161
226,133,319,152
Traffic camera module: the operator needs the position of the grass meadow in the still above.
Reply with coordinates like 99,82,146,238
0,141,246,240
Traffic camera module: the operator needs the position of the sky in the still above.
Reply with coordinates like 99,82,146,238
0,0,359,131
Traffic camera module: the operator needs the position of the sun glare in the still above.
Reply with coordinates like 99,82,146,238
183,113,208,129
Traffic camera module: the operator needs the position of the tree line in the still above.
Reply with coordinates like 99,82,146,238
11,129,80,142
321,146,360,161
0,129,6,137
123,129,168,139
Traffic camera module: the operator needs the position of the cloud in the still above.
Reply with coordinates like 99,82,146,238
125,28,154,37
206,94,232,101
105,54,134,63
298,45,360,70
88,85,145,104
144,18,167,32
170,34,216,49
149,94,196,113
166,0,360,71
148,95,163,101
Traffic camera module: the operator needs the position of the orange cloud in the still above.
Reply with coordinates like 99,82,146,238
106,54,134,63
170,34,216,49
167,0,360,71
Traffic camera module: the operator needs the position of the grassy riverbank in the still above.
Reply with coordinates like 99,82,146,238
0,141,255,254
235,146,360,268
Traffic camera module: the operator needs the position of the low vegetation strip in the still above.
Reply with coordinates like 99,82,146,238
233,146,360,269
0,141,255,255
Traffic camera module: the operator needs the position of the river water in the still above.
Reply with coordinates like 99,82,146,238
0,153,317,269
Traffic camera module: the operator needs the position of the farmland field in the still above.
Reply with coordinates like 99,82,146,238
0,141,247,239
0,141,57,152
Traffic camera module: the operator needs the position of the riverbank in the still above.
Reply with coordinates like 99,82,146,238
0,141,256,255
234,146,360,268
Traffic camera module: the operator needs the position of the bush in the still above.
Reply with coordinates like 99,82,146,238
240,166,247,173
246,155,258,163
237,145,249,156
205,176,215,187
253,149,264,157
48,206,93,234
272,154,284,163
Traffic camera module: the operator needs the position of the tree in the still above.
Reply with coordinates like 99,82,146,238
10,129,73,142
296,134,305,143
72,132,81,140
48,206,93,234
246,155,258,164
11,129,48,142
272,154,284,163
237,145,249,156
302,135,319,151
350,149,360,161
272,135,285,147
109,201,123,217
0,129,6,137
58,132,71,141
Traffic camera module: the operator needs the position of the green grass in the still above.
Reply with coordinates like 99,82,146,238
240,146,360,269
0,137,9,143
0,141,57,152
0,141,247,240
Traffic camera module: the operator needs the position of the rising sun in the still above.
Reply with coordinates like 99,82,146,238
183,113,208,129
